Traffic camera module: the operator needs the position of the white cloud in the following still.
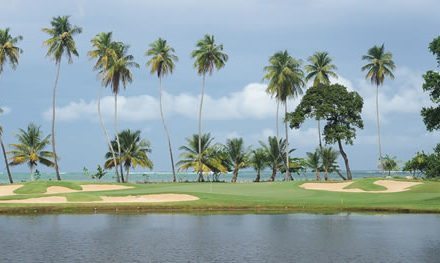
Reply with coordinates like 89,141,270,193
44,83,277,122
0,106,11,115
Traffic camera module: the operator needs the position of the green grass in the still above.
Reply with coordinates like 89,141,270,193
14,181,82,195
0,178,439,214
343,178,387,191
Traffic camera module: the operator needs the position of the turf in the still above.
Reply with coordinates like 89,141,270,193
14,181,83,195
343,178,387,191
0,178,439,214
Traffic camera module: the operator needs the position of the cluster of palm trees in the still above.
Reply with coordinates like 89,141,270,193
0,15,396,183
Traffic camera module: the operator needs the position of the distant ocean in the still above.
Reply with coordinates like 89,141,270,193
0,170,413,184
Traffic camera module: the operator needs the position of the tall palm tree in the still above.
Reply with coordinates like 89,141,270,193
259,136,287,181
102,42,139,182
0,28,22,184
305,51,338,150
177,133,227,181
263,51,304,181
225,138,249,183
146,38,178,182
104,129,153,183
306,149,321,181
361,44,395,170
320,147,339,181
250,148,267,182
42,16,82,181
8,123,55,181
191,34,228,182
88,32,121,183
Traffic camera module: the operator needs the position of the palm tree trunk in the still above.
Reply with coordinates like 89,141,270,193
51,62,62,181
318,119,323,151
284,103,292,181
197,74,206,182
324,167,328,181
114,93,125,183
30,166,34,182
97,86,120,183
315,169,320,181
376,84,383,171
337,139,352,180
159,77,177,182
276,101,280,139
126,166,130,183
255,169,261,182
231,165,239,183
270,166,276,182
0,136,13,184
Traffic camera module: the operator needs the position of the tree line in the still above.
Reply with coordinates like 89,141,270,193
0,16,439,183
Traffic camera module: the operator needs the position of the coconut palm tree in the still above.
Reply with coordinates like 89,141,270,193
101,41,139,182
146,38,178,182
306,149,321,181
225,138,249,183
0,28,22,184
382,154,398,176
42,16,82,181
104,129,153,183
305,51,338,150
88,32,121,182
177,133,227,181
250,148,267,182
320,147,340,181
260,136,287,182
263,51,304,181
8,123,54,181
191,35,228,182
362,44,395,170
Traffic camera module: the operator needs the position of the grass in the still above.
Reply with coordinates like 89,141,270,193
343,178,387,191
0,178,438,214
13,181,82,195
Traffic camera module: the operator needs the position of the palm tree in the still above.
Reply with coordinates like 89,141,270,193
191,34,228,182
101,42,140,182
320,147,339,181
263,51,304,181
42,16,82,181
146,38,178,182
250,148,267,182
306,149,321,181
305,51,338,150
88,32,121,182
177,133,227,181
0,28,22,184
104,129,153,183
362,44,395,170
8,123,55,181
260,136,286,181
382,154,398,176
225,138,249,183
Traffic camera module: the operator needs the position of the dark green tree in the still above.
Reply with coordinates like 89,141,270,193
288,84,364,180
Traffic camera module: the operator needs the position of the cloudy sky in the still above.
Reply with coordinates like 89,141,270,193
1,0,439,172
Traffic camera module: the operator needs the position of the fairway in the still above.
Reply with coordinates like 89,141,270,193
0,178,438,214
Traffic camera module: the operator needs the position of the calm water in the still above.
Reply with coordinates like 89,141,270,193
0,170,412,183
0,213,438,262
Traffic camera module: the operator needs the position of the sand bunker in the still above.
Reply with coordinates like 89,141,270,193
45,184,133,194
0,185,23,197
300,180,422,193
0,194,199,204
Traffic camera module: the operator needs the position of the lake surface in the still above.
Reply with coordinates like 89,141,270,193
0,213,438,262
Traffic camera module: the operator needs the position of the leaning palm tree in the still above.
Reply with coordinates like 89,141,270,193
362,44,395,170
42,16,82,181
0,28,22,184
8,123,55,181
191,34,228,182
320,147,339,181
146,38,178,182
88,32,121,182
306,149,321,181
225,138,249,183
250,148,267,182
305,51,338,150
177,133,227,181
263,51,304,181
101,42,139,182
260,136,286,182
104,129,153,183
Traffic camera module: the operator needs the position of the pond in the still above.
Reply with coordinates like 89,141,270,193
0,213,438,262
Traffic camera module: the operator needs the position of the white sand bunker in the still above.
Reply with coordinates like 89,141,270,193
45,184,133,194
0,185,23,197
0,194,199,204
300,180,422,193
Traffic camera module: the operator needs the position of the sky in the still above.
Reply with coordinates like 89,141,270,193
1,0,439,173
